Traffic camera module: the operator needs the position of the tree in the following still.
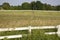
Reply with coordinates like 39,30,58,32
36,1,43,10
22,2,31,10
46,4,53,10
30,1,36,10
0,5,1,10
2,2,10,10
43,4,52,10
56,5,60,11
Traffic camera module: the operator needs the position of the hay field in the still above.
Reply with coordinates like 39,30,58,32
0,10,60,28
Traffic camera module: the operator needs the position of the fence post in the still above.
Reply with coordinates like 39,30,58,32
28,26,31,35
57,25,60,37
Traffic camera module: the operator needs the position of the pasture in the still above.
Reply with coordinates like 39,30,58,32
0,10,60,40
0,10,60,28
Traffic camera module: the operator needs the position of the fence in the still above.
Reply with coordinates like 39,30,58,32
0,25,60,39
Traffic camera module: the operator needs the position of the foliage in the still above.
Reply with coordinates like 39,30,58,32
2,2,10,10
22,2,31,10
30,1,36,10
0,1,60,10
36,1,43,10
56,6,60,11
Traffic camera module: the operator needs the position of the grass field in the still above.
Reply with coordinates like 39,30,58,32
0,10,60,40
0,10,60,28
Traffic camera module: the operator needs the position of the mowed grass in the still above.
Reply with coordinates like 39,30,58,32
0,10,60,28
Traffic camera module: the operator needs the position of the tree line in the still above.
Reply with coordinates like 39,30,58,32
0,1,60,10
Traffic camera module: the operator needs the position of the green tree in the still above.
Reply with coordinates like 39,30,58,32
36,1,43,10
56,6,60,11
46,4,53,10
43,4,52,10
22,2,31,10
30,1,36,10
2,2,10,10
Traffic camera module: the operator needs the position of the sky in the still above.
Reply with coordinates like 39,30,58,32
0,0,60,6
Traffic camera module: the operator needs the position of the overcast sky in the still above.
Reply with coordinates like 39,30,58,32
0,0,60,6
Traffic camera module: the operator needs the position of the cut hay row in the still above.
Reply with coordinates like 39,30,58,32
0,10,60,12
